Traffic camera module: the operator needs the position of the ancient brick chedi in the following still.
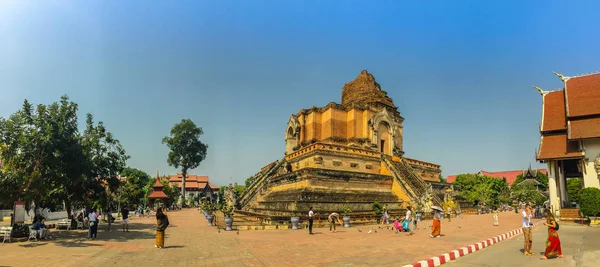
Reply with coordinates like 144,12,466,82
237,70,444,217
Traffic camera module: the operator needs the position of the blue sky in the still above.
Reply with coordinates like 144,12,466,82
1,1,599,185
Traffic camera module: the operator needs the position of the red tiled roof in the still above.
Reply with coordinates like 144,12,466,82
541,90,567,132
148,190,168,199
565,73,600,117
569,117,600,139
537,133,584,160
446,175,457,183
152,178,164,188
168,174,209,183
208,183,220,190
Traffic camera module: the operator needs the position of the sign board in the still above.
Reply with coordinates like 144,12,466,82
14,201,25,224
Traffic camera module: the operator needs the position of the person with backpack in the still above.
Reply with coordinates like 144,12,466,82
155,207,169,248
541,210,563,259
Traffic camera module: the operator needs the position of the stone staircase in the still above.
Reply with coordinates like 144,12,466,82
237,158,287,209
382,155,443,207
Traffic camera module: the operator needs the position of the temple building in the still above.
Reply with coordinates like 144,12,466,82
168,174,220,201
237,70,446,217
535,72,600,216
147,176,168,209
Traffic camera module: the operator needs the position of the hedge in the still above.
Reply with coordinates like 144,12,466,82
579,187,600,217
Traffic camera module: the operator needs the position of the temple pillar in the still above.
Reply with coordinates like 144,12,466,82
547,160,559,216
557,161,568,208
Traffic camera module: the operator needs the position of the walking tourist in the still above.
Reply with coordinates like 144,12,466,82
88,209,99,239
381,206,390,225
308,206,314,235
430,209,442,238
447,206,452,222
541,210,563,259
328,212,342,233
492,207,499,226
405,206,414,236
155,207,169,248
121,207,130,232
521,204,533,256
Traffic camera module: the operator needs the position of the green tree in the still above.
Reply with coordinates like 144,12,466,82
0,96,128,216
245,176,255,187
566,178,582,203
162,119,208,206
452,173,510,207
511,183,546,205
513,171,549,187
439,173,447,183
117,167,151,208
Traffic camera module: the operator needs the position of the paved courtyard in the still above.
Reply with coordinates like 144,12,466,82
444,223,600,267
1,209,590,267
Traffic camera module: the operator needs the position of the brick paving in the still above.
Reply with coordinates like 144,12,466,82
0,209,538,267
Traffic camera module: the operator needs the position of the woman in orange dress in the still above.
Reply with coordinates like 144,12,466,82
430,210,442,238
541,210,563,259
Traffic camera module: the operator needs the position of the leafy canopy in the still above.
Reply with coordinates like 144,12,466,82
162,119,208,204
0,95,129,213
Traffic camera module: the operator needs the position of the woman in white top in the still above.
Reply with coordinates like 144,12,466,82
405,206,414,236
88,209,99,239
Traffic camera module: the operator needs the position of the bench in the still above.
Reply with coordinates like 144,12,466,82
57,219,71,230
0,226,12,243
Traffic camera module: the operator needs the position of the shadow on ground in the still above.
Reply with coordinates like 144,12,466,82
15,222,159,248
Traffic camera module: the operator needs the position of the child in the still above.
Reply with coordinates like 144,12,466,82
393,216,401,233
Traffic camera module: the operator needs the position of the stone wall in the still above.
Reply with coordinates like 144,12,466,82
246,168,404,216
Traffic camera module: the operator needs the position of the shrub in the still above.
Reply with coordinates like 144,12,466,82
372,202,383,216
579,187,600,217
342,201,352,216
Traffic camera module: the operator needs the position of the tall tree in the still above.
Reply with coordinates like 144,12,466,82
162,119,208,205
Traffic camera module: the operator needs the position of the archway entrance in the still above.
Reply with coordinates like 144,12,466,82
377,122,391,155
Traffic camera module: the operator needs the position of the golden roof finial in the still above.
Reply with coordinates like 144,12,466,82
553,71,565,82
532,85,545,95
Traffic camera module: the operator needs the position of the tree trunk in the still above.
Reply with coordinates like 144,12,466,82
65,198,72,219
181,169,187,207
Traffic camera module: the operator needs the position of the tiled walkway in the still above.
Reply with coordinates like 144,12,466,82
0,209,540,266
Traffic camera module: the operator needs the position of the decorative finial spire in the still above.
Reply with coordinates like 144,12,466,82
157,170,160,178
532,85,546,95
553,71,565,81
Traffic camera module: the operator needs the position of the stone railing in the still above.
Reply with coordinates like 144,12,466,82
382,155,443,207
285,143,380,161
238,158,287,209
404,157,441,170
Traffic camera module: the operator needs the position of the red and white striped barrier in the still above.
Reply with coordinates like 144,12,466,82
402,220,545,267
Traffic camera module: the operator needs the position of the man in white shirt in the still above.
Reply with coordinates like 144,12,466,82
522,203,533,256
88,209,99,239
308,206,314,235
